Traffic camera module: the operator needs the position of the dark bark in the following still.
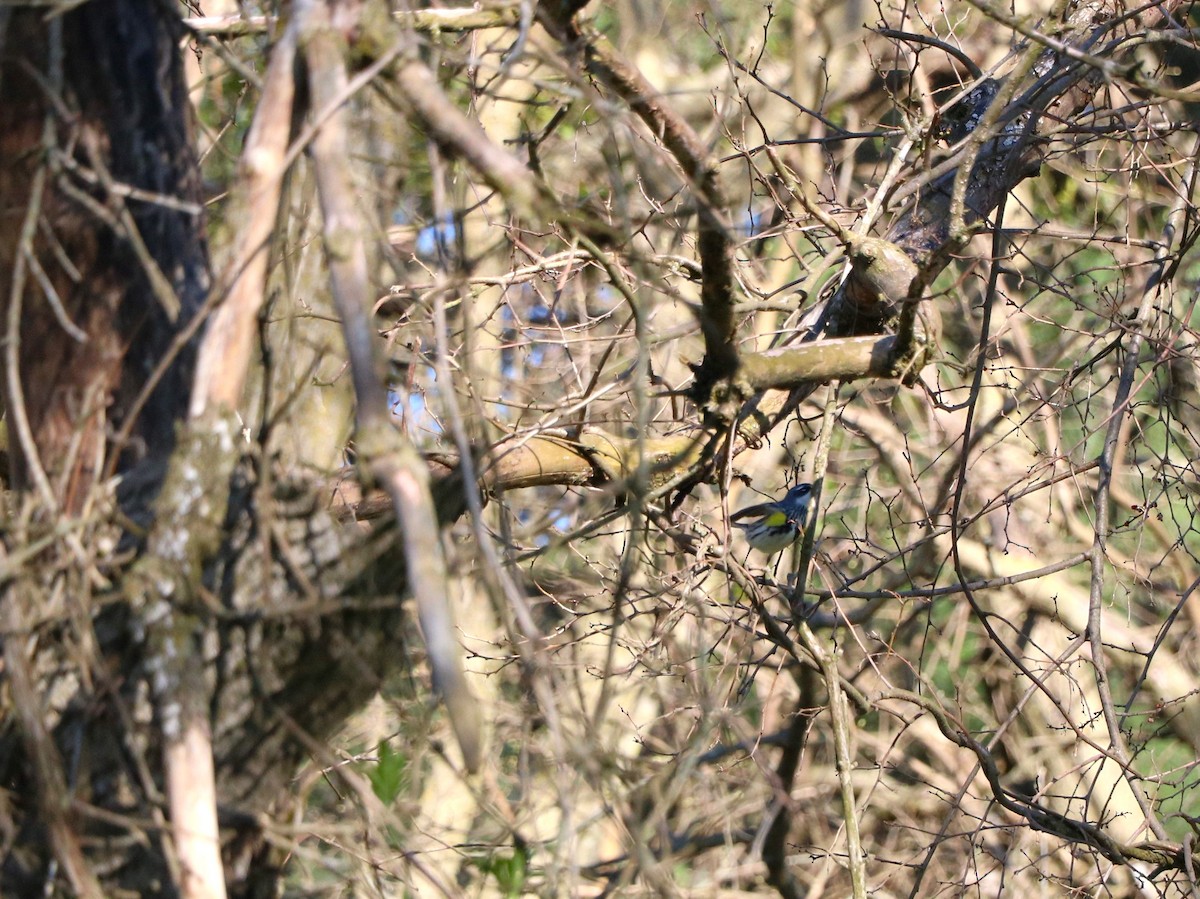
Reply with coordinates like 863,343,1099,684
0,1,207,511
0,4,424,893
0,2,212,893
63,3,209,453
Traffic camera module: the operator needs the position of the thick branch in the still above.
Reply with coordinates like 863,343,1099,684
748,0,1185,446
881,0,1184,312
739,335,904,391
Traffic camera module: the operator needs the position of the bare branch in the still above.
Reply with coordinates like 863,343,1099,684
300,0,482,772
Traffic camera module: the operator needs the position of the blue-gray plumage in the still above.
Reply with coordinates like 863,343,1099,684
731,483,813,554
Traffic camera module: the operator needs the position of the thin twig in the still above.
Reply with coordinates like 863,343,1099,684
6,152,60,510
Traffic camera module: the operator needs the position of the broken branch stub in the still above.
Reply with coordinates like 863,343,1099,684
840,235,922,335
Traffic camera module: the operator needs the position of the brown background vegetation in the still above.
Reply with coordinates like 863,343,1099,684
2,0,1200,896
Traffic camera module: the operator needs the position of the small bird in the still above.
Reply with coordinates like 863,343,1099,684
730,483,814,555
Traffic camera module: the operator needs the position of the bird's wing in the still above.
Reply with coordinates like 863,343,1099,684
732,505,796,529
730,502,775,523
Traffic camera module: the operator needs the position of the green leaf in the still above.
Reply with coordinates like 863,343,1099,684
366,740,409,805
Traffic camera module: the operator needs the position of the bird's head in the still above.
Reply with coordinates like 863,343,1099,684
784,483,813,505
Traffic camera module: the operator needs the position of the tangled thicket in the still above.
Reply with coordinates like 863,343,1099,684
4,1,1200,896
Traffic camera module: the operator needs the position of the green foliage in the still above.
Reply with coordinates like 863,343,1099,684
471,838,532,898
195,41,263,195
366,740,411,805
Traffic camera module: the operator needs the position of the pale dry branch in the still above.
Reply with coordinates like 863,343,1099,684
183,5,523,38
189,18,298,417
300,0,481,772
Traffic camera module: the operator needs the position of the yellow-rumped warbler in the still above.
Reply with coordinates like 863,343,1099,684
730,483,813,555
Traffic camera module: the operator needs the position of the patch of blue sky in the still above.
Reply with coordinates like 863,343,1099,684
736,207,767,239
415,216,458,262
